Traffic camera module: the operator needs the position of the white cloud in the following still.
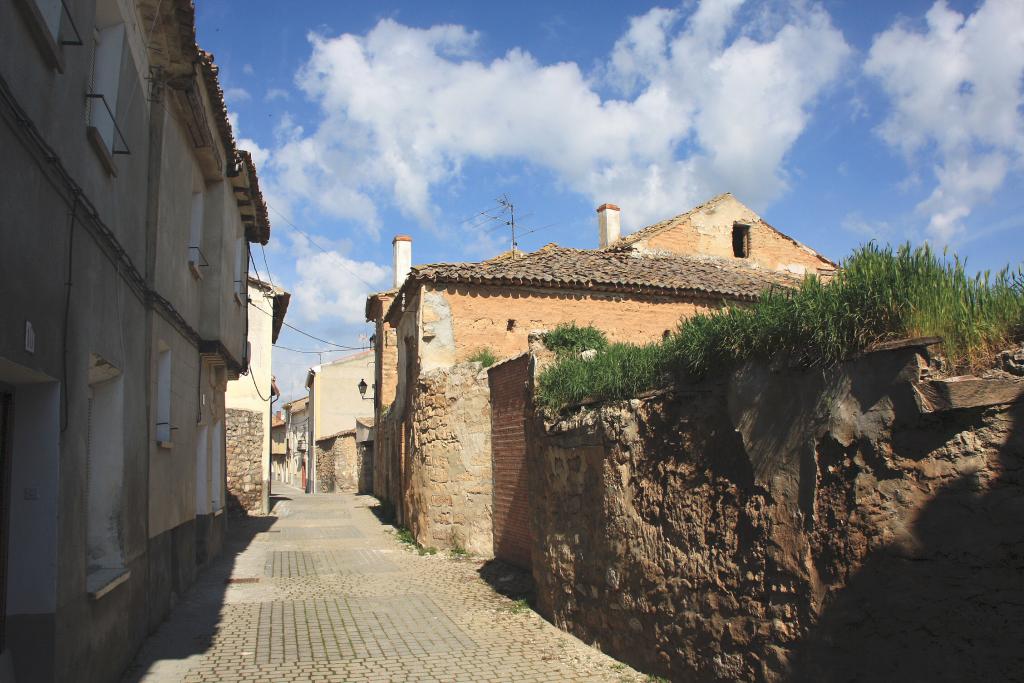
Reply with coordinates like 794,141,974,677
224,86,251,103
286,232,390,326
265,88,290,102
227,112,270,168
242,63,255,76
865,0,1024,243
262,2,849,236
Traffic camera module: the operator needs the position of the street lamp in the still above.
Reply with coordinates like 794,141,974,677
358,378,368,398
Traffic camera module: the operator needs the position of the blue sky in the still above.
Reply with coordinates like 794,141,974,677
194,0,1024,399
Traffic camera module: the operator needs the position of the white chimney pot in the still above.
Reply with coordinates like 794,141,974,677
392,235,412,288
597,203,621,248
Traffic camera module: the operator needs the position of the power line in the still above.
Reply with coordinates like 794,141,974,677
266,203,376,289
260,243,276,290
274,344,367,354
246,300,366,350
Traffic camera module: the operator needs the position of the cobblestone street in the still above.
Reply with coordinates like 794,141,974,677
123,485,643,682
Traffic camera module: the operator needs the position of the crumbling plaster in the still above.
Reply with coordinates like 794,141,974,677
632,194,832,276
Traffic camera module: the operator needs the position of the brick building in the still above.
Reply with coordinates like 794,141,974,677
367,195,833,556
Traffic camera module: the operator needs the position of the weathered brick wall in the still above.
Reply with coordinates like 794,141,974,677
488,355,532,569
438,285,717,367
528,346,1024,682
408,362,493,555
225,408,263,514
635,194,833,275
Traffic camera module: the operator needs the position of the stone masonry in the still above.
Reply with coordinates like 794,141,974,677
315,431,359,493
527,344,1024,682
408,362,493,555
225,408,264,515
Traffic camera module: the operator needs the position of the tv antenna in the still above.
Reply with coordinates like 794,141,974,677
497,194,518,257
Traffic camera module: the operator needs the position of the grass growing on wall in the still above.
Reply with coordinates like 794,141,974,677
468,347,498,367
536,243,1024,410
542,323,609,355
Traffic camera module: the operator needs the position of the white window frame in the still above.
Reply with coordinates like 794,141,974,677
33,0,62,40
86,0,126,170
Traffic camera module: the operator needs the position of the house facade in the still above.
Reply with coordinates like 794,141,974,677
0,0,269,680
270,411,287,482
282,396,309,489
367,195,831,555
305,350,375,493
225,276,289,514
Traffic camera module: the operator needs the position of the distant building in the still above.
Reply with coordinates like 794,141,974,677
305,350,375,493
0,0,271,679
282,396,309,489
225,276,289,514
367,194,832,556
271,410,287,481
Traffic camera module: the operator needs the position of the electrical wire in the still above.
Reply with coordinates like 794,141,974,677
245,300,366,350
260,243,276,289
273,344,366,354
248,366,270,402
265,203,376,289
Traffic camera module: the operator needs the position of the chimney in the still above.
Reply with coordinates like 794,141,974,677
392,235,412,288
597,204,621,248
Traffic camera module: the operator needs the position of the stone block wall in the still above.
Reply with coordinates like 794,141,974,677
225,408,264,514
408,362,493,555
357,442,373,493
315,432,359,493
527,345,1024,682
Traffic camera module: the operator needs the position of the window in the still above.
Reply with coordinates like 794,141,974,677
234,237,247,301
156,346,171,444
211,419,224,511
31,0,62,39
86,356,126,594
732,223,750,258
188,176,205,276
195,424,209,514
86,0,125,161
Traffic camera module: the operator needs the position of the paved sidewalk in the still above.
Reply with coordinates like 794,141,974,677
123,485,643,682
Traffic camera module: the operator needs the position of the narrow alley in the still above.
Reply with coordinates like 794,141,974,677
123,485,643,683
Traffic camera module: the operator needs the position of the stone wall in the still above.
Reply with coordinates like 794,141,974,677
357,442,374,493
315,432,359,493
225,408,264,514
527,344,1024,682
408,361,493,555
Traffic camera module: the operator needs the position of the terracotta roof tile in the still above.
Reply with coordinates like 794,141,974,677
406,246,799,302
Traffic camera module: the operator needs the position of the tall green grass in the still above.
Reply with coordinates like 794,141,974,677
542,323,609,355
536,244,1024,409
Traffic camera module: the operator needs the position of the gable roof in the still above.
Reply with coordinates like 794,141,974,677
388,245,799,322
606,192,835,267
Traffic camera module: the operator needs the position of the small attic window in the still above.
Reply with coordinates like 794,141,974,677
732,223,750,258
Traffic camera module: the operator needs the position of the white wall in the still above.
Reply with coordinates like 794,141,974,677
311,350,374,439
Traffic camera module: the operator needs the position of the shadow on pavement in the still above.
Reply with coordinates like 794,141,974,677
477,558,536,604
119,491,290,681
